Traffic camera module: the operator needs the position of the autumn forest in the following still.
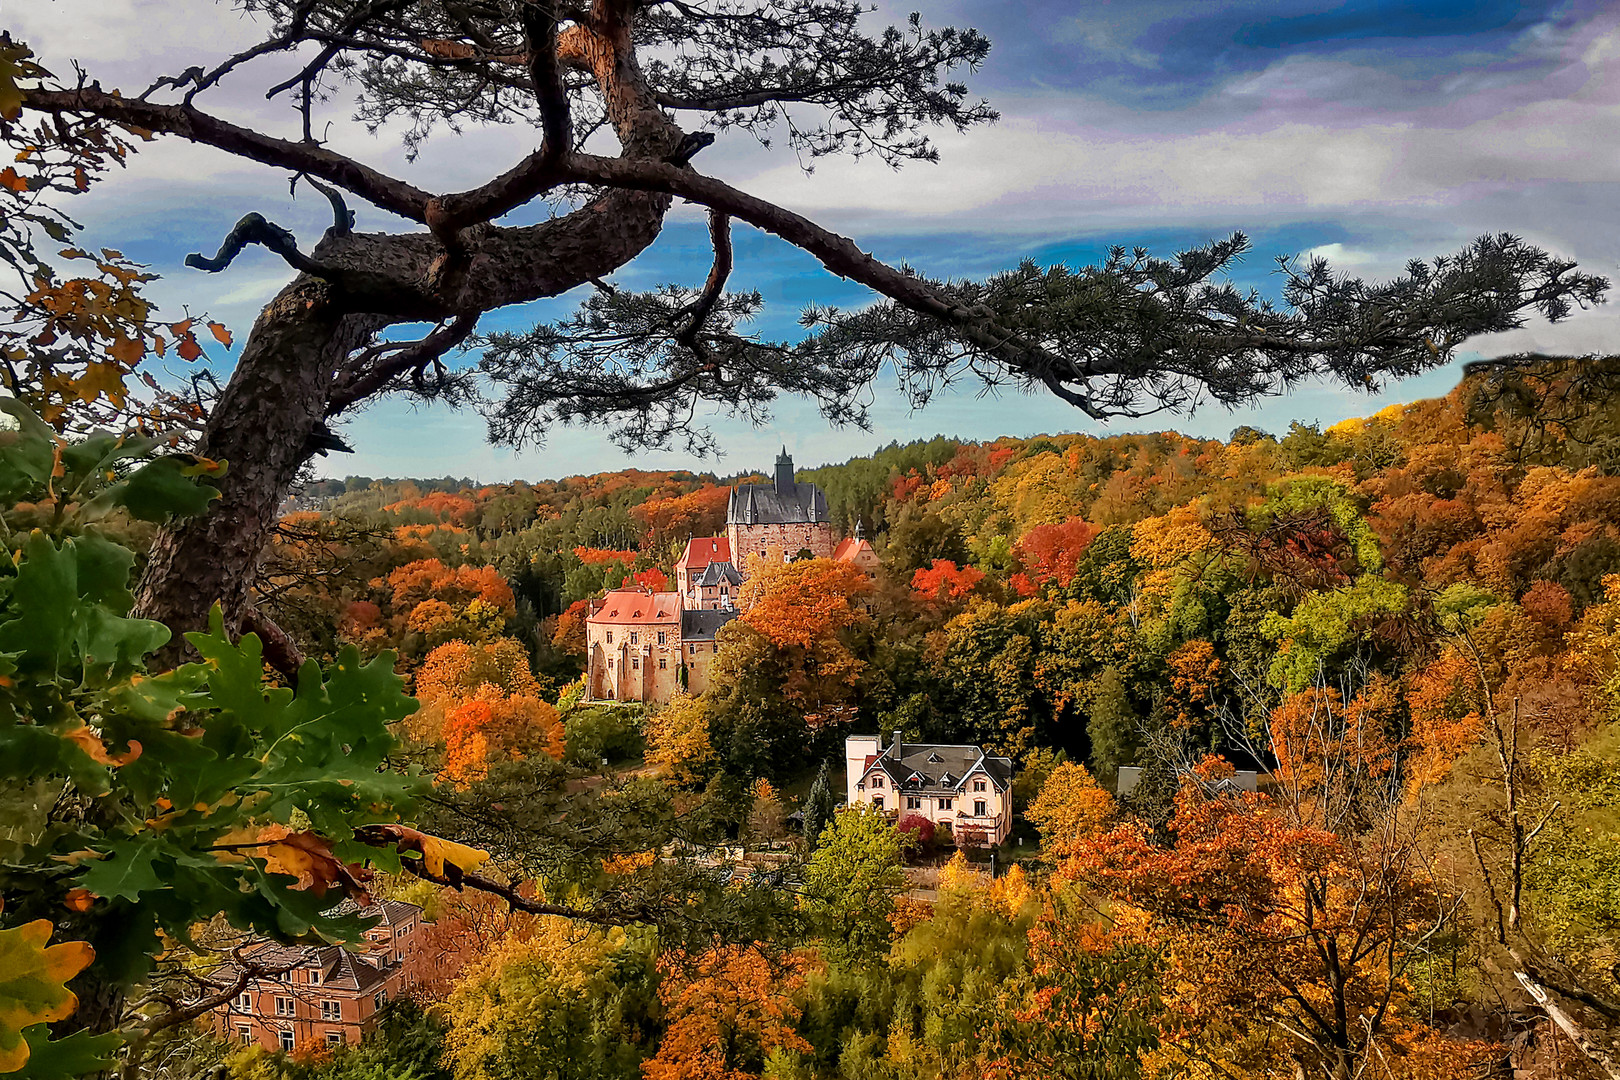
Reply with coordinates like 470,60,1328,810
3,3,1620,1080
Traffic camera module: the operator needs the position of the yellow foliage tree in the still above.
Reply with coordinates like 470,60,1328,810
1025,762,1113,862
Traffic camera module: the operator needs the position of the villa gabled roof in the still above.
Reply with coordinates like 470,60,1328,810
855,739,1013,793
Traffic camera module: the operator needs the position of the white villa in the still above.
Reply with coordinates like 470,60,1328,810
844,732,1014,846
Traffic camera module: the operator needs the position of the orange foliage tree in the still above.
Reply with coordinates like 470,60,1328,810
911,559,985,604
1069,756,1481,1080
1015,517,1097,586
641,947,814,1080
737,557,873,700
632,484,730,550
442,688,565,784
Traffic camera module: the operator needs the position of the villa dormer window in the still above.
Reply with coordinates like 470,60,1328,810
871,776,883,789
973,779,987,792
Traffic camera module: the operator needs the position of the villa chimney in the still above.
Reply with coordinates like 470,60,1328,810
774,447,794,495
891,730,903,757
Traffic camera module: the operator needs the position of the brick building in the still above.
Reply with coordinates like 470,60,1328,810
585,588,683,703
725,449,836,570
209,900,428,1053
587,450,865,706
844,733,1014,846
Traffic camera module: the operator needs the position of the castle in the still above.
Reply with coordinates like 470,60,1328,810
585,450,876,704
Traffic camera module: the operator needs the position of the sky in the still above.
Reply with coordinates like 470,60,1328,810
12,0,1620,481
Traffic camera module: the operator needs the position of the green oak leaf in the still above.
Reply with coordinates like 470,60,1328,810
13,1026,121,1080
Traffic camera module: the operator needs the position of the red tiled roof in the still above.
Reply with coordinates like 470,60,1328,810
588,589,681,625
680,536,731,569
833,537,874,562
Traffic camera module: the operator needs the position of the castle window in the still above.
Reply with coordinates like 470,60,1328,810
630,631,639,645
606,631,613,644
657,631,667,645
712,643,718,654
632,657,640,669
658,658,667,669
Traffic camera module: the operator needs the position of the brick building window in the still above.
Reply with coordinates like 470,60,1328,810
274,997,294,1016
375,991,387,1011
308,969,320,985
937,798,953,811
237,1026,252,1045
326,1032,343,1047
278,1031,294,1052
321,1000,340,1021
238,993,251,1009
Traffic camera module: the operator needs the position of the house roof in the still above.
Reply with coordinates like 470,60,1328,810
680,535,731,570
694,560,743,587
727,481,828,526
681,608,739,641
832,537,875,563
329,898,421,927
589,589,680,625
211,942,389,994
857,739,1013,793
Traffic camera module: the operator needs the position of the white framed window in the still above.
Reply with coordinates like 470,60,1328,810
326,1032,343,1047
374,991,387,1011
321,1000,340,1021
938,798,953,811
308,969,320,985
237,1026,252,1045
278,1030,294,1052
274,997,294,1016
238,992,251,1009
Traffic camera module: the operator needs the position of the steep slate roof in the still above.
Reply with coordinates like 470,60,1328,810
680,536,731,569
681,608,738,641
859,739,1013,794
589,589,680,625
694,561,743,587
329,898,421,927
727,481,828,525
209,943,387,992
